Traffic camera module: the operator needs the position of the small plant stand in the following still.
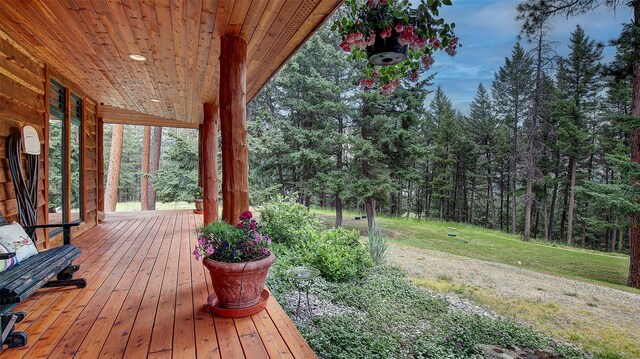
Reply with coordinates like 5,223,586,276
285,266,320,319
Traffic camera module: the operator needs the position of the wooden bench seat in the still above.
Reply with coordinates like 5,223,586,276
0,216,86,350
0,244,82,306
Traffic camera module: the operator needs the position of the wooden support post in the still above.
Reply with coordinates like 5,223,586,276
220,35,249,225
198,124,203,188
202,103,219,225
97,116,104,214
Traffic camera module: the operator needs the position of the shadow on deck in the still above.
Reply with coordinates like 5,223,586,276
0,210,315,358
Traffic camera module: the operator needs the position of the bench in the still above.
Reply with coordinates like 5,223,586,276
0,215,86,349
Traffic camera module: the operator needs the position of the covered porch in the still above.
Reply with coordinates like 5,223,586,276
0,210,314,358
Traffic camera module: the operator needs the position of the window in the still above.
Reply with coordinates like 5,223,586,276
48,80,83,232
70,95,82,221
48,81,64,225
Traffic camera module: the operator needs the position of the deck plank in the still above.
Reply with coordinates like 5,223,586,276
190,212,222,358
78,214,172,357
0,211,316,359
123,213,178,358
45,215,162,357
0,218,147,359
173,210,197,357
148,212,183,356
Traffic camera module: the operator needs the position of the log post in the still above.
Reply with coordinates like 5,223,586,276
220,35,249,224
202,103,219,225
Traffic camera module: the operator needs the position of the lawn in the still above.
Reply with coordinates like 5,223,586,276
114,201,195,212
311,208,635,292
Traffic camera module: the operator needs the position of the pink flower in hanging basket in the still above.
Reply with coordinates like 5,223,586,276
421,55,434,70
360,78,376,89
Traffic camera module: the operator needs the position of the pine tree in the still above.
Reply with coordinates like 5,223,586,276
492,42,535,234
429,87,459,220
467,83,498,228
555,25,603,245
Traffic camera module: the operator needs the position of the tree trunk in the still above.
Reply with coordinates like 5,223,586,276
140,126,150,211
548,160,560,241
524,28,544,242
523,178,533,242
612,217,619,252
148,126,162,210
365,197,375,229
104,124,124,212
406,181,413,219
567,157,577,245
511,126,518,234
335,193,343,227
628,0,640,288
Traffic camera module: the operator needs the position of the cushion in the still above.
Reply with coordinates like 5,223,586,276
0,222,38,264
0,242,17,272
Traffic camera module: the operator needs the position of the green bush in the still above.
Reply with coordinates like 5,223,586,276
308,228,373,282
259,196,322,244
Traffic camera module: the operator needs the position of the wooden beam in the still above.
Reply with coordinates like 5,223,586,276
220,36,249,225
202,103,219,225
98,105,199,129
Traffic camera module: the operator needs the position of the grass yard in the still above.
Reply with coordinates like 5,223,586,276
113,201,195,212
311,208,634,293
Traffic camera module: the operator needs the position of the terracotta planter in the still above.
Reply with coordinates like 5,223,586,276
367,34,408,66
194,198,204,212
203,252,275,309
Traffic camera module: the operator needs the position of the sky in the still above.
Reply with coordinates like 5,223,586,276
427,0,633,114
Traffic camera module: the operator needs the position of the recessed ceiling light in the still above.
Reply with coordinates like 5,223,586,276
129,54,146,61
150,99,161,103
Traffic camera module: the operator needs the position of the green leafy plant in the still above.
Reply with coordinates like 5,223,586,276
333,0,459,93
194,187,203,200
259,196,323,244
308,228,373,282
367,224,389,264
194,211,271,263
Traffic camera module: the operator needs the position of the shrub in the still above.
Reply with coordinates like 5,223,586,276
368,224,389,264
308,228,373,282
259,196,322,245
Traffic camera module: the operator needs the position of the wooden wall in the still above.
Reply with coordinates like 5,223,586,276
0,29,100,249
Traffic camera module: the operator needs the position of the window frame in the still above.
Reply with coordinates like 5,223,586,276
48,79,84,239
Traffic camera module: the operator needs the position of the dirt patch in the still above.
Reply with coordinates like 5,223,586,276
388,244,640,358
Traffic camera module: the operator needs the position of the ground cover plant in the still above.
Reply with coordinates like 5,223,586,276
261,197,587,358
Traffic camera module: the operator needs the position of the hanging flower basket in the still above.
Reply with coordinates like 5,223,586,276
367,34,408,65
333,0,460,94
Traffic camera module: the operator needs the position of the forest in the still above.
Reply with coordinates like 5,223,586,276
247,22,638,254
103,15,638,258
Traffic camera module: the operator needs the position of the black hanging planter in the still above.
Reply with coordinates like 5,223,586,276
367,34,408,66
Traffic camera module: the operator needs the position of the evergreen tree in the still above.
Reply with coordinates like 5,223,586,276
555,25,603,245
467,84,498,228
492,42,535,234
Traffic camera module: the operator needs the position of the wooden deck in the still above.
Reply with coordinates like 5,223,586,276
0,210,316,358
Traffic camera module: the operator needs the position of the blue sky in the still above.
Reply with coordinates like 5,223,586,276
427,0,633,113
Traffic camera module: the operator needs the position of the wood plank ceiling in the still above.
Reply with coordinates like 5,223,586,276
0,0,342,125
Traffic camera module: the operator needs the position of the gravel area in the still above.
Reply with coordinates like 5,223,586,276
388,244,640,356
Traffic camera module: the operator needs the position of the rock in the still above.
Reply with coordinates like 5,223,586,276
475,344,560,359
